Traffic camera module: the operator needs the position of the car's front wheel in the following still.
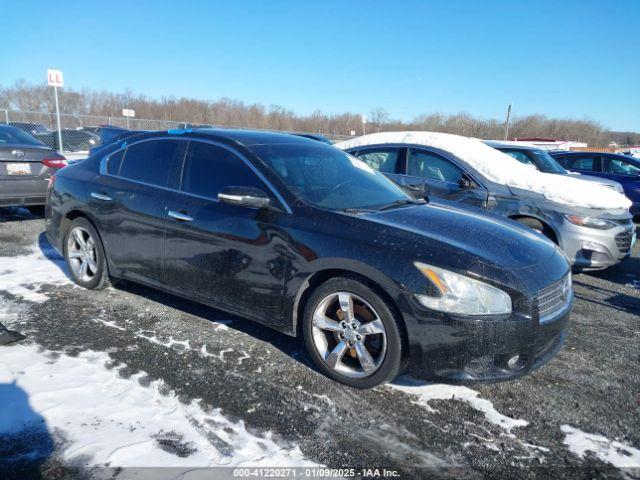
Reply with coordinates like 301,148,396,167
303,277,404,388
63,217,110,290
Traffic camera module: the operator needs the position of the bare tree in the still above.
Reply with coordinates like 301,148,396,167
0,80,631,146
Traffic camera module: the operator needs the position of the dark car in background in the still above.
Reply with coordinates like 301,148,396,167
0,124,66,212
485,142,624,193
290,132,333,144
89,129,147,156
34,129,100,152
7,121,51,136
46,129,572,388
551,151,640,217
343,140,635,270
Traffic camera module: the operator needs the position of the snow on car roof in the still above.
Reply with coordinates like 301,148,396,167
335,131,631,211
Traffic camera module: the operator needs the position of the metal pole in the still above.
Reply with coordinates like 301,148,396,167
504,104,512,141
3,109,8,124
126,115,130,130
362,119,366,136
53,86,63,153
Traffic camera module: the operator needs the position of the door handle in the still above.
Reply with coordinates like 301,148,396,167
91,192,113,201
168,210,193,222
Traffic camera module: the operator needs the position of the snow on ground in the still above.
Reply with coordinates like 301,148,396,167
0,343,315,468
561,425,640,468
0,240,71,303
389,376,528,433
335,132,631,211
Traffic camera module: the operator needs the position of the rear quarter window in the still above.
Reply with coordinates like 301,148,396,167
106,150,124,175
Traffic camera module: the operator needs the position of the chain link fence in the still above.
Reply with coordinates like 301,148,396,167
1,108,352,154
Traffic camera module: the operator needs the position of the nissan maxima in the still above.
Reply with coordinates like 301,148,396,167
0,124,67,213
46,129,573,388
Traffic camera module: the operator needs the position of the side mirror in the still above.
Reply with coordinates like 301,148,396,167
458,176,473,189
218,186,273,209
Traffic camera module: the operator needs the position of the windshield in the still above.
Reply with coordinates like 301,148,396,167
532,150,568,174
0,126,45,146
252,143,412,210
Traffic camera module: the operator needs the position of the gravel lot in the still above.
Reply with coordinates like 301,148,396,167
1,207,639,479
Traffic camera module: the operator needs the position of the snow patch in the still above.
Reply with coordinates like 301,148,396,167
561,425,640,468
0,241,71,302
336,132,631,211
0,344,315,468
390,376,528,433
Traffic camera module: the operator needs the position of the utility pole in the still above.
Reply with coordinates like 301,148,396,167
504,104,512,141
361,115,367,135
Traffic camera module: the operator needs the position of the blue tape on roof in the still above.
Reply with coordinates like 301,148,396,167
168,128,192,135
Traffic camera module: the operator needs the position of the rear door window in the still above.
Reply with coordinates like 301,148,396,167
569,156,600,172
407,149,463,182
181,141,265,198
355,148,400,174
119,139,186,187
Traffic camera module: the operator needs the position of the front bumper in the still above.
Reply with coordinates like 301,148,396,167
559,220,635,270
401,292,572,383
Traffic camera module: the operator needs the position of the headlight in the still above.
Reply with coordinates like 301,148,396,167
564,215,616,230
413,262,512,315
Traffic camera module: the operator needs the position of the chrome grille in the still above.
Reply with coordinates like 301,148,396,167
536,275,571,323
615,230,633,253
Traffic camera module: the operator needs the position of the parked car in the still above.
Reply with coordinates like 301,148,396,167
289,132,333,144
550,151,640,217
485,142,624,193
7,121,51,136
46,129,572,388
0,124,66,212
96,126,129,145
34,129,100,152
88,129,147,156
341,133,635,271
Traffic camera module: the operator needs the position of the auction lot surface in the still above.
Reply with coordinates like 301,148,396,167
1,207,639,479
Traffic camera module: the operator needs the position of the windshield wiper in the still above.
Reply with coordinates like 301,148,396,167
342,207,377,214
375,198,426,211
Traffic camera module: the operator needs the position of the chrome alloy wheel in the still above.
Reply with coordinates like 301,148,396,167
311,291,387,378
67,227,98,283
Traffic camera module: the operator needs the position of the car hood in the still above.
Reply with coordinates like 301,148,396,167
567,173,623,190
357,202,560,272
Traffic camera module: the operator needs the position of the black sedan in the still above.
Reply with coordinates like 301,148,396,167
0,125,67,212
46,129,572,388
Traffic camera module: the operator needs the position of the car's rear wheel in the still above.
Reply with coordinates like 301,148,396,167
63,217,110,290
303,277,404,388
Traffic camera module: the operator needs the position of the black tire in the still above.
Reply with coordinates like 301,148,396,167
63,217,111,290
516,217,556,243
302,276,404,389
27,205,45,216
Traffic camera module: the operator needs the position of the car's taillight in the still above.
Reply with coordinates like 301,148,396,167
42,156,68,169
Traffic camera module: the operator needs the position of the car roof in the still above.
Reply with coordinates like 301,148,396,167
161,128,322,147
554,150,637,160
